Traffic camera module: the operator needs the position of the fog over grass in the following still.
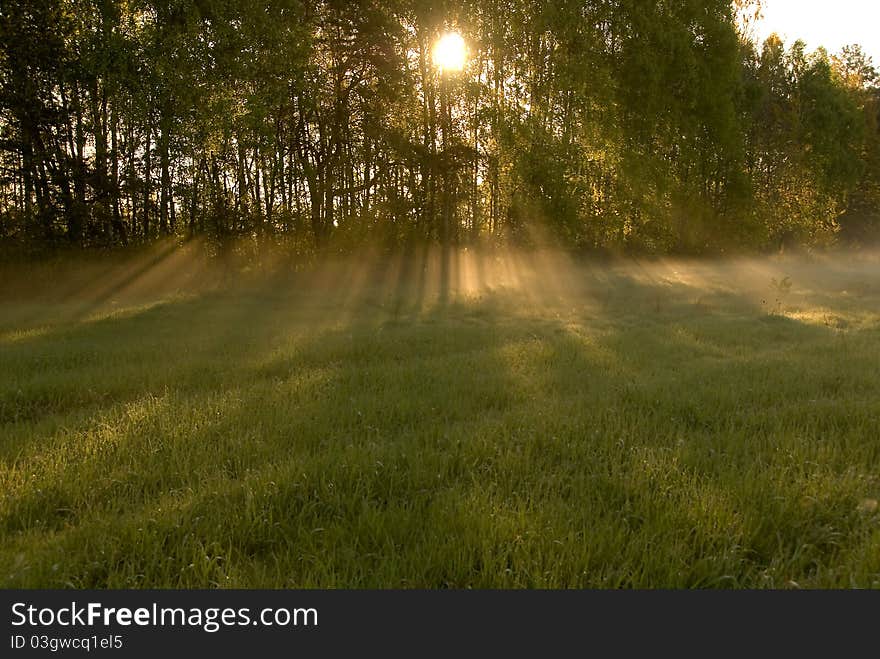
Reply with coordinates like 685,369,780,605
1,246,879,587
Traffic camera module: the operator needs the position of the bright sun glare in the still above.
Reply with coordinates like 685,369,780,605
434,32,466,72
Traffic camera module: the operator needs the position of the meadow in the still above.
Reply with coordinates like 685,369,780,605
1,243,879,588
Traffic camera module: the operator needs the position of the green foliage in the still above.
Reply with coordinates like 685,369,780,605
0,0,878,252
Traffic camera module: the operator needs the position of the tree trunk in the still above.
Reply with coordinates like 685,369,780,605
110,102,127,244
159,109,171,235
143,112,152,239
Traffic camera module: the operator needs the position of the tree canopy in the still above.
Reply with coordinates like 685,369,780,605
1,0,878,254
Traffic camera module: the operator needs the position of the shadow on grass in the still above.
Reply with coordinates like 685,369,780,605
2,249,879,587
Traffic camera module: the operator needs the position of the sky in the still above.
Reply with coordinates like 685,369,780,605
750,0,880,63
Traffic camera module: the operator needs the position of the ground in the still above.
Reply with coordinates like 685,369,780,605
1,243,879,588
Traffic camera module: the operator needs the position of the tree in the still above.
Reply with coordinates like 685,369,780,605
1,0,878,252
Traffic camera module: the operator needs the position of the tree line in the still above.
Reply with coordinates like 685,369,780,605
1,0,878,254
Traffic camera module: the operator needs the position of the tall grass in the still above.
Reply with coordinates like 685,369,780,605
2,246,879,587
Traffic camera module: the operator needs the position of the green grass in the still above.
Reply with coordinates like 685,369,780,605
2,245,880,588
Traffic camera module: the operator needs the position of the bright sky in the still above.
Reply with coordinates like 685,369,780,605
751,0,880,63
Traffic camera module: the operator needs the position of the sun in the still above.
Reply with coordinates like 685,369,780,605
434,32,466,72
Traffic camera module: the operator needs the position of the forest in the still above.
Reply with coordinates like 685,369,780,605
1,0,879,256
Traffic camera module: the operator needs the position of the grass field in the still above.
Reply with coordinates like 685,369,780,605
2,244,879,588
